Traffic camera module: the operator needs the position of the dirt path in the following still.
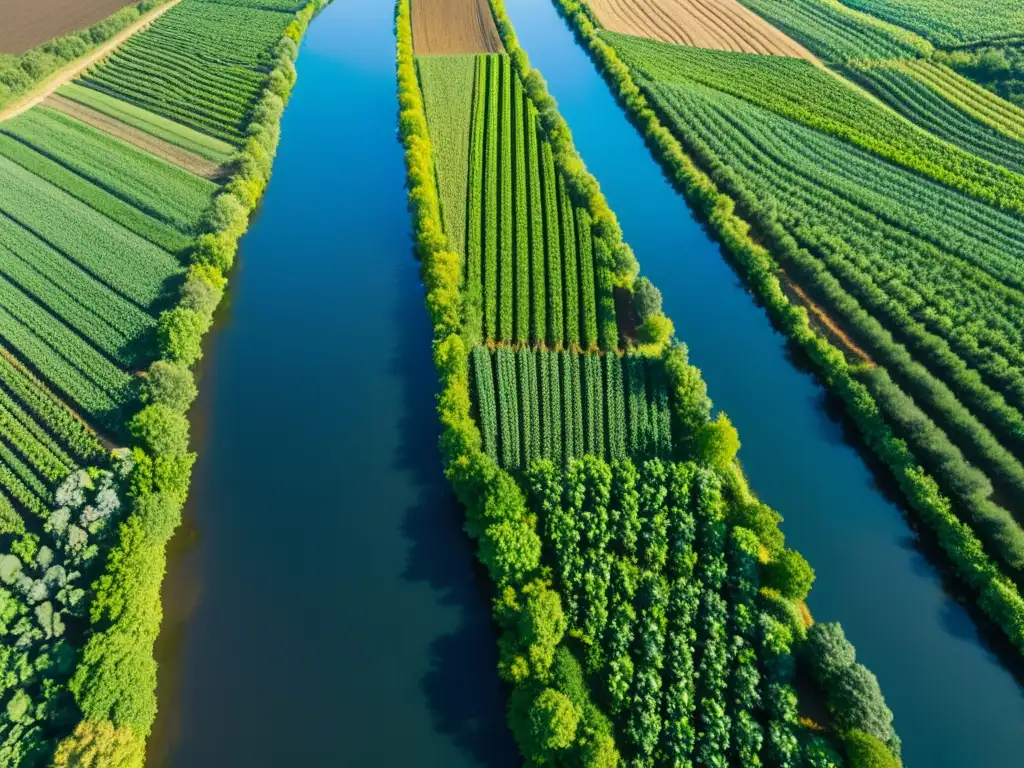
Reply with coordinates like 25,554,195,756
0,0,183,124
782,276,875,367
45,94,222,178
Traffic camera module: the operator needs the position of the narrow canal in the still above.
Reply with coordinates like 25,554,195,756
148,2,516,765
502,0,1024,765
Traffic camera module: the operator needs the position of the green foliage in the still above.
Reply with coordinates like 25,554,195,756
128,405,189,457
140,362,197,413
697,412,740,470
53,720,143,768
844,729,901,768
841,0,1024,45
735,0,930,62
805,621,857,684
764,549,815,601
157,308,207,366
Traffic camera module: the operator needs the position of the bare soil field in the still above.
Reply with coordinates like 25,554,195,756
45,95,222,178
412,0,503,55
0,0,137,54
589,0,815,59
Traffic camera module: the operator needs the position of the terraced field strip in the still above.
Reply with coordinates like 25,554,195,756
0,0,183,122
411,0,503,54
43,94,222,178
587,0,816,59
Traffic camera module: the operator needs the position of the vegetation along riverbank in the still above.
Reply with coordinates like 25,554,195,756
0,0,331,762
550,0,1024,664
398,0,905,764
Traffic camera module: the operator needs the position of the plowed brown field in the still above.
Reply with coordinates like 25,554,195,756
412,0,504,55
0,0,136,54
589,0,815,59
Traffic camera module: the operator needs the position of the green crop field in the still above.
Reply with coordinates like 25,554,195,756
738,0,930,62
846,62,1024,173
840,0,1024,46
80,0,292,144
449,53,616,349
0,0,328,762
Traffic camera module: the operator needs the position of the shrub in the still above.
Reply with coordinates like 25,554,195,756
53,720,143,768
128,405,189,457
509,686,580,762
179,268,224,317
764,549,815,601
157,308,207,365
805,621,856,684
697,412,740,469
141,361,197,413
844,730,901,768
638,313,674,345
829,664,896,749
203,193,249,238
191,232,237,273
632,277,662,321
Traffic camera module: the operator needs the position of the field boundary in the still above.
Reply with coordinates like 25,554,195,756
0,0,183,124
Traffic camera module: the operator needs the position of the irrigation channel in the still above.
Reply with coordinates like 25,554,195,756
147,2,517,765
502,0,1024,764
142,0,1024,765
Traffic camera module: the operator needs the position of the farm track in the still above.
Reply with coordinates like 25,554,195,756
411,0,504,54
589,0,816,59
0,0,184,124
43,94,222,178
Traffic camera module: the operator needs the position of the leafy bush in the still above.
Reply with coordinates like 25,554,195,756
141,362,197,413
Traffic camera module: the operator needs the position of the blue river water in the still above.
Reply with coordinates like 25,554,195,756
501,0,1024,764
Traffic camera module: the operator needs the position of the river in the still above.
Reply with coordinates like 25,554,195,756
500,0,1024,764
148,2,517,765
148,0,1024,765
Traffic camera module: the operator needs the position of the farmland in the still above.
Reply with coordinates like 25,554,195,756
401,0,904,763
411,0,503,54
0,0,330,763
586,0,814,58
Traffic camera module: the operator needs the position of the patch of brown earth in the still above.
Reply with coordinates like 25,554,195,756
412,0,504,55
0,0,138,54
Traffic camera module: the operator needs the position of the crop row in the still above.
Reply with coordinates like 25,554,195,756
79,0,293,143
734,0,930,62
465,54,615,349
0,132,191,255
641,77,1024,585
0,154,182,309
847,63,1024,174
610,35,1024,215
471,346,671,469
840,0,1023,46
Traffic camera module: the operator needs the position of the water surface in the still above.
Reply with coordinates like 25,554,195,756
502,0,1024,763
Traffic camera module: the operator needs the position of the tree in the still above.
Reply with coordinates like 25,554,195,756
157,308,207,366
53,720,143,768
829,664,895,747
843,729,900,768
632,277,662,321
697,412,740,469
764,549,815,602
805,621,856,685
639,314,674,346
129,405,190,457
141,361,197,413
510,686,580,763
579,729,618,767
